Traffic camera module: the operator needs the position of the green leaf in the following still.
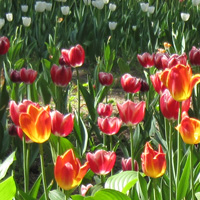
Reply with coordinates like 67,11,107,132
18,189,36,200
0,151,16,180
49,189,65,200
195,192,200,200
29,174,42,199
137,172,148,200
0,176,16,200
117,58,130,75
71,195,85,200
105,171,144,194
177,152,191,200
14,58,25,70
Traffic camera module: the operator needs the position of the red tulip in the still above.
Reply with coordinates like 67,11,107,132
117,100,146,126
140,79,149,92
20,68,37,84
160,89,190,120
141,142,166,178
10,70,22,83
54,149,89,190
61,44,85,67
86,150,116,175
50,65,72,87
154,52,169,70
137,52,154,68
189,46,200,66
0,36,10,55
121,73,141,93
50,110,74,137
16,126,32,143
97,117,122,135
150,72,166,94
81,184,93,196
97,103,113,117
98,72,113,86
121,158,139,171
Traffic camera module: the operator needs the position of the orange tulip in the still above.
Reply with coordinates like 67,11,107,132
19,104,51,143
176,112,200,144
54,149,89,190
141,142,166,178
160,64,200,101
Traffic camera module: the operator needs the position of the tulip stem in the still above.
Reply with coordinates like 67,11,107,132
129,126,134,171
76,68,80,126
22,133,28,193
169,121,173,200
153,178,157,200
39,143,49,200
190,145,195,200
65,190,70,200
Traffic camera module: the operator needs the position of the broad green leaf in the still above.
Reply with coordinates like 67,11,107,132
49,189,65,200
18,189,36,200
14,58,25,70
0,176,16,200
137,172,148,200
105,171,144,194
195,192,200,200
29,174,42,199
0,151,16,180
71,195,85,200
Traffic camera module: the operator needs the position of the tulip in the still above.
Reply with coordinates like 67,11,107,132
6,13,13,22
54,149,89,190
109,3,116,11
132,25,137,31
154,52,169,70
192,0,200,6
83,0,91,5
140,3,149,12
148,6,155,14
61,44,85,68
45,3,52,11
16,126,33,143
86,150,116,175
0,18,5,29
141,142,166,178
97,117,122,135
103,0,109,4
150,72,167,94
98,72,113,86
59,55,66,66
117,100,146,126
181,13,190,21
0,36,10,55
21,5,28,12
121,73,141,93
160,64,200,101
50,65,72,87
51,111,74,137
161,53,187,69
176,112,200,144
61,6,70,15
121,158,139,171
9,125,19,137
108,22,117,30
97,103,113,117
137,52,154,68
81,184,93,196
164,42,171,49
140,79,149,92
92,0,104,9
160,89,190,120
10,70,22,83
35,1,46,12
20,68,37,84
19,104,51,143
22,17,31,27
189,46,200,66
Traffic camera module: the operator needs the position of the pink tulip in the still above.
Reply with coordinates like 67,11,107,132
121,158,139,171
20,68,37,84
81,184,93,196
97,103,113,117
150,72,166,94
98,72,113,86
137,52,154,68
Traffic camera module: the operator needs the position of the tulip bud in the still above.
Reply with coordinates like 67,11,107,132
81,184,93,196
21,5,28,12
192,0,200,6
109,22,117,30
98,72,113,86
22,17,31,27
35,1,46,12
0,19,5,29
97,103,113,117
132,25,137,31
189,46,200,66
109,3,116,11
0,36,10,55
45,3,52,11
148,6,155,14
140,3,149,12
6,13,13,22
83,0,91,5
140,79,149,92
137,52,154,68
61,6,70,15
92,1,104,10
181,13,190,21
10,70,22,83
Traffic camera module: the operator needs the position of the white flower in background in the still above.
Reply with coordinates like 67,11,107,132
109,3,116,12
35,1,46,12
83,0,91,5
21,5,28,12
109,21,117,30
192,0,200,6
6,13,13,22
61,6,70,15
0,19,5,29
22,17,31,27
132,25,137,31
92,0,104,10
103,0,109,4
148,6,155,14
61,0,67,2
140,3,149,12
181,12,190,21
45,3,52,11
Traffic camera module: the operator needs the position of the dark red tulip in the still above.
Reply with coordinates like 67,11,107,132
98,72,113,86
137,52,154,68
140,79,149,92
154,52,169,70
189,46,200,66
20,68,37,84
0,36,10,55
10,70,22,83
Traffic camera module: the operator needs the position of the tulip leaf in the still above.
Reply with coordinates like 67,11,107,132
49,189,65,200
0,151,16,180
117,58,130,75
177,151,191,200
195,192,200,199
137,172,148,200
0,176,16,200
29,174,42,199
105,171,144,194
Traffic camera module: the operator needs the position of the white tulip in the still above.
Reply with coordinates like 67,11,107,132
6,13,13,22
92,0,104,9
22,17,31,27
103,0,109,4
109,3,116,12
61,6,70,15
83,0,91,5
181,12,190,21
35,1,46,12
132,25,137,31
140,3,149,12
0,19,5,29
45,3,52,11
148,6,155,14
192,0,200,6
21,5,28,12
109,22,117,30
